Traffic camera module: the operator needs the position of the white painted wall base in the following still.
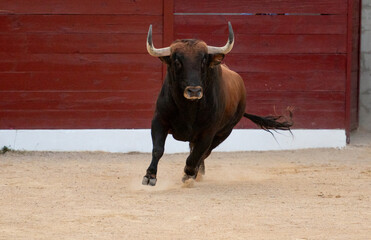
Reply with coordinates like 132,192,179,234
0,129,346,153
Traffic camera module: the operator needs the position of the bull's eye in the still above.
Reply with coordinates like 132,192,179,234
174,59,182,70
201,57,207,69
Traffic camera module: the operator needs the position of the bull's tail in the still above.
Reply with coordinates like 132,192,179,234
243,109,293,131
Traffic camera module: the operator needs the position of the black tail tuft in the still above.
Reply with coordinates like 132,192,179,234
243,109,293,131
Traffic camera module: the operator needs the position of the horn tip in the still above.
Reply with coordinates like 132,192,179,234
147,24,153,48
227,22,234,45
228,22,233,31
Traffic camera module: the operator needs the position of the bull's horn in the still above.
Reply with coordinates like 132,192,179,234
146,25,171,57
207,22,234,54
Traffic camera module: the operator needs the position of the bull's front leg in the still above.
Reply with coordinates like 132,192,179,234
142,116,168,186
182,136,213,182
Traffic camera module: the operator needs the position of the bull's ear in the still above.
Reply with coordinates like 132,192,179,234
209,54,225,67
159,56,171,65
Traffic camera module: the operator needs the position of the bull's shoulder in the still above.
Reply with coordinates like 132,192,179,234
221,63,230,70
219,64,246,118
220,65,245,95
220,64,241,80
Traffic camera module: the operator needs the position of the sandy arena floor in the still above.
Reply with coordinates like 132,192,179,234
0,140,370,239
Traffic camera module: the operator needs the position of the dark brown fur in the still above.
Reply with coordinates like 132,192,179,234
142,39,293,186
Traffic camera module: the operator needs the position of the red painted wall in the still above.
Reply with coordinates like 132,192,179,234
0,0,360,133
0,0,163,129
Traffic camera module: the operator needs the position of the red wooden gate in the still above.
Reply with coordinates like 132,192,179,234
0,0,164,129
0,0,361,141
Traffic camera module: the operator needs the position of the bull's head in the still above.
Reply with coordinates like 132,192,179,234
146,22,234,101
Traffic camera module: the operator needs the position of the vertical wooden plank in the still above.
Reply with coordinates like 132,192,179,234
162,0,174,81
346,0,361,142
163,0,174,47
352,0,361,131
345,0,354,143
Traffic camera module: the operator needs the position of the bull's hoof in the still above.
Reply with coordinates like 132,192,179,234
142,176,157,186
182,174,196,183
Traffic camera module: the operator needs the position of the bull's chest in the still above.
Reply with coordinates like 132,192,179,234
164,99,215,142
167,110,208,142
168,117,197,142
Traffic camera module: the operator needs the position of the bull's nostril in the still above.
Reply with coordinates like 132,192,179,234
188,88,199,94
184,86,203,99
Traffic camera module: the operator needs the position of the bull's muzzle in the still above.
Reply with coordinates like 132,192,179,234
184,86,203,100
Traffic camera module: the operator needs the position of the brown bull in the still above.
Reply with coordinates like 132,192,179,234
142,22,292,186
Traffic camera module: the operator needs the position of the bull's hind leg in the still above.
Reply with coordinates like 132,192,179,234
198,129,233,177
142,116,168,186
193,130,233,181
182,136,213,182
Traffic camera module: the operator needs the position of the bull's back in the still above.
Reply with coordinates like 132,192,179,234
220,64,246,121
